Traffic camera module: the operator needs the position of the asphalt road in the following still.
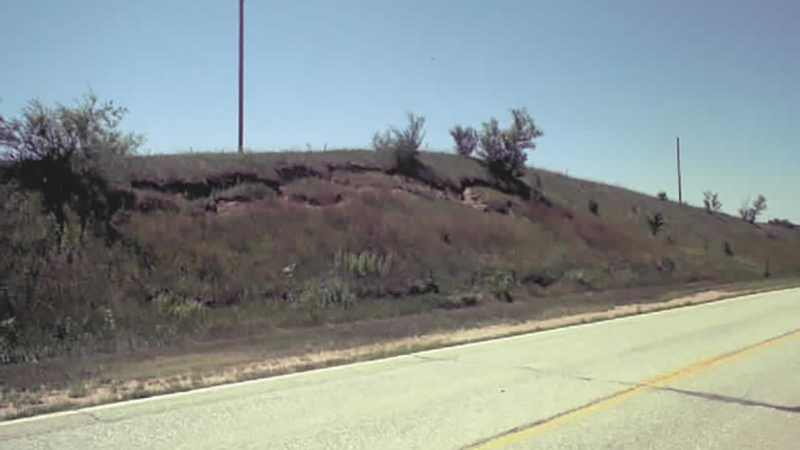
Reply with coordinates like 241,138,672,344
2,288,798,449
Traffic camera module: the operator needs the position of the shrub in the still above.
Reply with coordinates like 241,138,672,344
299,278,356,321
724,240,734,256
702,191,722,214
657,191,668,201
406,272,440,296
476,108,543,179
588,199,599,215
739,195,767,224
486,271,516,302
520,269,559,287
768,218,797,229
646,212,665,235
154,292,206,320
450,125,479,157
373,112,426,175
661,256,675,273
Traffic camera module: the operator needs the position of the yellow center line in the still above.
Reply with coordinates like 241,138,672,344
464,328,800,450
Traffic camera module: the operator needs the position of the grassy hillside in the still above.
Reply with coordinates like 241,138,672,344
2,149,799,363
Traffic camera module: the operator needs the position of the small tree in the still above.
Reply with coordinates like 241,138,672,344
0,91,141,242
657,191,668,201
738,200,752,223
738,195,767,224
373,112,426,175
477,108,543,179
703,191,722,214
450,125,478,157
752,195,767,220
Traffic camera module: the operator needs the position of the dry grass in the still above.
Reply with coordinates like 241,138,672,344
3,148,800,420
2,277,798,421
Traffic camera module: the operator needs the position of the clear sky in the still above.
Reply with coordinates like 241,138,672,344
2,0,798,222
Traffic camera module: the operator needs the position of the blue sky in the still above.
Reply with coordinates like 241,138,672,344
2,0,799,222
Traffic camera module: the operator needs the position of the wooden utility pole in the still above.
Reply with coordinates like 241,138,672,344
676,136,682,204
238,0,245,153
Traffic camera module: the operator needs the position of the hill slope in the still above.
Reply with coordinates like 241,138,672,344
121,150,800,306
2,150,799,360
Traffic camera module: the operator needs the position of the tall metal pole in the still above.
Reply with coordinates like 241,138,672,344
676,136,682,205
238,0,244,153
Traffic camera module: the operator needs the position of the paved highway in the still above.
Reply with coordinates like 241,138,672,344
2,288,798,449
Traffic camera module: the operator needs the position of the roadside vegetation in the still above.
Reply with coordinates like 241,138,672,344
2,92,800,418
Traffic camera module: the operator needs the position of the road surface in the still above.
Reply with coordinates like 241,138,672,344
2,288,798,449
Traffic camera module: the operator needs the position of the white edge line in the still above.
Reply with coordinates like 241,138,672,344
1,286,797,427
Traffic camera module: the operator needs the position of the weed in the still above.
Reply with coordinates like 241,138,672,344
67,380,88,398
661,256,676,273
299,278,357,322
334,249,393,279
126,383,149,400
154,292,206,320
